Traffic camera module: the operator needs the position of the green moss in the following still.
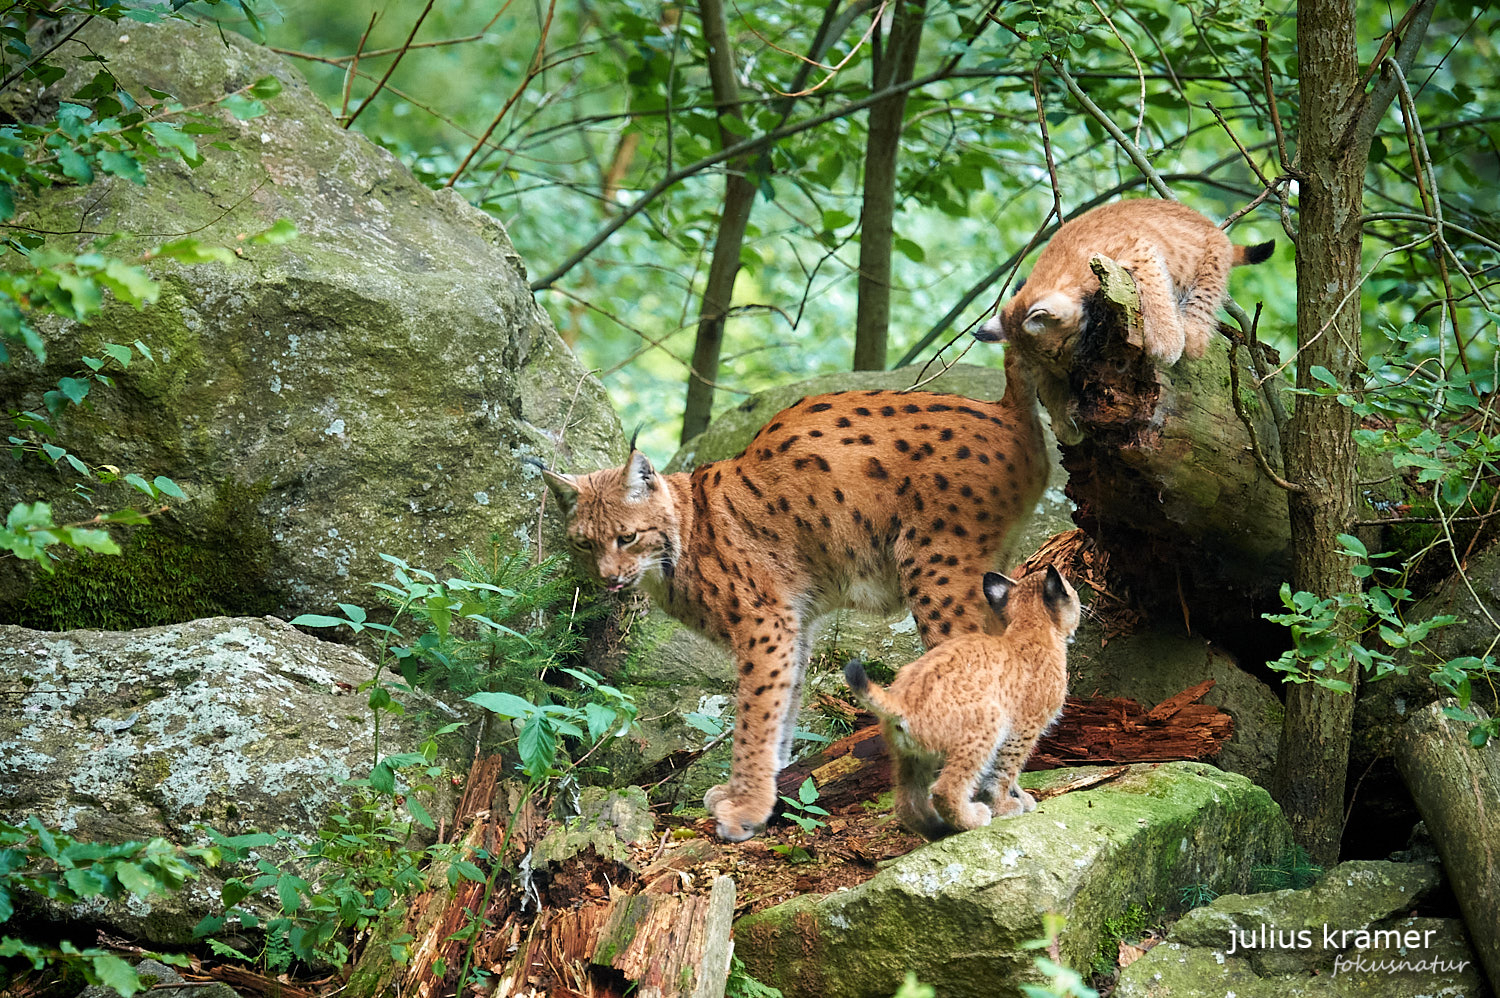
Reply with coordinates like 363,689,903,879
1097,902,1156,972
14,476,280,630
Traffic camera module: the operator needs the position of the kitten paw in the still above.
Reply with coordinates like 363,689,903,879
1011,787,1038,813
703,783,732,811
708,793,770,842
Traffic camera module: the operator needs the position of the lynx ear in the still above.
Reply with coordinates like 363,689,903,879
1023,291,1081,336
1042,564,1069,607
541,468,581,519
982,571,1014,614
622,450,657,502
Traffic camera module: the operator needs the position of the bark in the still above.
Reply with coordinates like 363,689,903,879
681,0,759,443
775,683,1234,812
1059,258,1292,634
1269,0,1433,865
1394,700,1500,992
852,0,927,371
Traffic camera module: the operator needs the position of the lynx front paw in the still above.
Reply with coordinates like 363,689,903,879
1011,786,1038,813
706,789,771,842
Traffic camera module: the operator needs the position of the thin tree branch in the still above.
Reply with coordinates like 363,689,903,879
344,0,434,129
1344,0,1437,159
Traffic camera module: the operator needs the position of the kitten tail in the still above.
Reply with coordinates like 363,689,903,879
1233,239,1276,266
844,659,903,721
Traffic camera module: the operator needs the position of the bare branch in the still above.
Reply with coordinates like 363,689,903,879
344,0,434,129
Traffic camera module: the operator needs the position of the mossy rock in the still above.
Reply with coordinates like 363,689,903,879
733,762,1292,998
0,17,621,625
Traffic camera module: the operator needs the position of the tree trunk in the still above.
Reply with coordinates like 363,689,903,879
680,0,758,443
852,0,927,371
1394,700,1500,992
1268,0,1432,865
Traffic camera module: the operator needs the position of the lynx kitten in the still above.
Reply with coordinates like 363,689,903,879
540,348,1051,841
844,565,1080,839
982,198,1274,365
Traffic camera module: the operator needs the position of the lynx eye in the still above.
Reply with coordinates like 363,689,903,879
570,537,591,552
617,532,638,547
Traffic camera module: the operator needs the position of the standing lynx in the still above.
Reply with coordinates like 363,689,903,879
541,349,1048,841
985,199,1274,365
844,565,1080,839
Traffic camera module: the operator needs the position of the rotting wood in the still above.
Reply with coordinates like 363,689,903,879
776,683,1232,809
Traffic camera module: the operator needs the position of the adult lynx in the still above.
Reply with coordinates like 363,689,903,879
541,350,1050,840
984,199,1274,364
844,565,1080,839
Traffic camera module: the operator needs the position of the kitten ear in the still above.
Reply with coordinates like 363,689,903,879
622,450,657,502
541,468,580,519
982,571,1014,613
1042,564,1069,607
974,314,1006,343
1022,291,1081,336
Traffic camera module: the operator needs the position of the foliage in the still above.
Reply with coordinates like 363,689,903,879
1178,882,1219,910
191,730,470,974
1253,845,1323,892
0,817,199,996
778,777,830,834
1020,912,1099,998
389,544,609,703
1094,903,1154,974
724,954,785,998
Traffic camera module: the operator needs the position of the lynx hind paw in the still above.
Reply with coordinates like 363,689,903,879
1010,786,1038,813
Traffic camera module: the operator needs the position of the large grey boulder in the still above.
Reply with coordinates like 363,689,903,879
0,17,620,627
0,617,472,944
733,763,1292,998
1115,860,1487,997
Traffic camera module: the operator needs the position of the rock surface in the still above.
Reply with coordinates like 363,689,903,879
1353,541,1500,768
0,617,472,943
0,17,620,626
733,762,1292,998
1115,860,1488,997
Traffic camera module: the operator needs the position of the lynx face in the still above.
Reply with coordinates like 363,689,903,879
542,452,681,593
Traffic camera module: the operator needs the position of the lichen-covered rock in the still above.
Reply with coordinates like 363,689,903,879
733,763,1292,998
0,17,620,626
0,617,472,943
1115,860,1487,997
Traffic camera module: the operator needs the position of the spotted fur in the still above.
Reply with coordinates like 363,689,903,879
541,350,1048,841
845,565,1080,839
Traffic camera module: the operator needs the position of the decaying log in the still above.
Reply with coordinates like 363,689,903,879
775,681,1233,809
1395,699,1500,993
1056,256,1292,632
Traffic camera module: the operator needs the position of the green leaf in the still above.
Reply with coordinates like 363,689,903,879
122,473,155,496
797,777,818,806
146,122,198,163
517,717,557,777
152,239,235,265
62,528,120,555
222,94,266,120
115,861,159,898
97,261,160,307
56,377,90,406
152,476,186,500
275,872,306,913
248,75,283,99
102,342,134,366
89,954,143,996
369,761,396,795
288,614,347,628
405,796,434,829
98,150,146,184
465,691,536,719
247,218,297,245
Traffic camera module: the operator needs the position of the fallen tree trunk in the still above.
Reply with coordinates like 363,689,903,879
1057,257,1293,635
1394,699,1500,993
776,681,1233,811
